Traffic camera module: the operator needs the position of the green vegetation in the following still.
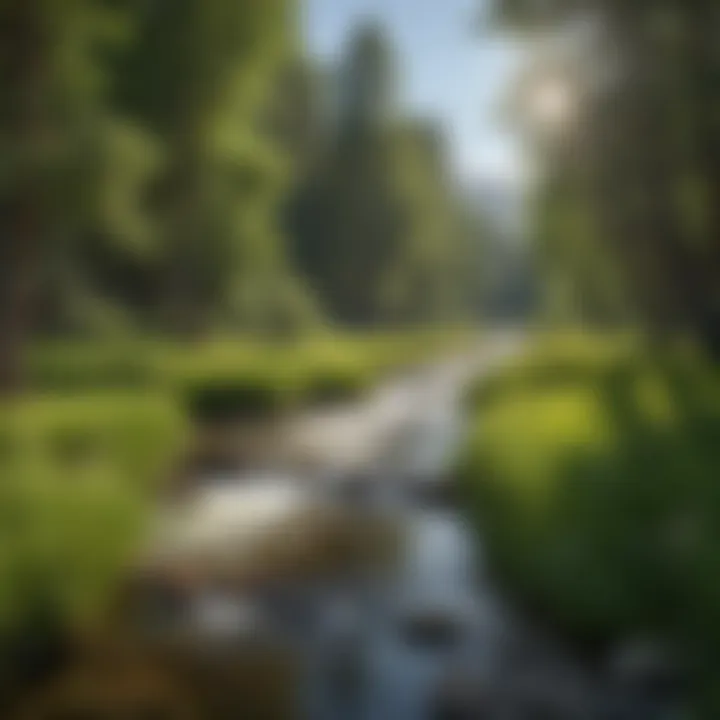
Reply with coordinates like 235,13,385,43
0,2,484,393
25,344,161,393
0,393,186,632
28,331,472,422
459,336,720,712
0,329,465,637
180,366,299,424
166,338,375,421
288,24,475,327
492,0,720,348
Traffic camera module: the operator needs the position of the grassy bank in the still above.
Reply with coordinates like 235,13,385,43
457,334,720,713
27,329,472,419
0,393,187,632
0,328,472,708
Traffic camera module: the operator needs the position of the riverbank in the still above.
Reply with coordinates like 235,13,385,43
0,331,477,717
458,334,720,716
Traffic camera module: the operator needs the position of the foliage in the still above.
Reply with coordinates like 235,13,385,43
458,337,720,712
116,0,307,336
0,393,186,631
288,23,477,326
26,342,160,393
166,331,464,421
494,0,720,346
26,330,474,419
300,358,373,406
0,1,479,391
178,361,301,423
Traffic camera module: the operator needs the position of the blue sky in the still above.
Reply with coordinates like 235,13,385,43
301,0,525,186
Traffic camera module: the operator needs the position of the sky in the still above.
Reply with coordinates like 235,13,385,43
301,0,525,188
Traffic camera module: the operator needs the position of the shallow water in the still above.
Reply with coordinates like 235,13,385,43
302,352,512,720
150,336,677,719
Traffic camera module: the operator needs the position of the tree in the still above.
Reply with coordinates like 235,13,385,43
117,0,298,335
288,23,475,326
494,0,720,347
0,0,138,391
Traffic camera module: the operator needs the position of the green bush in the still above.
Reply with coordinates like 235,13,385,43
300,358,373,406
179,365,301,423
26,331,475,424
178,355,374,423
172,338,381,422
0,393,186,631
457,339,720,710
465,332,637,410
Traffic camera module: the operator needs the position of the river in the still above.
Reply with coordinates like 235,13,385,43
146,337,679,720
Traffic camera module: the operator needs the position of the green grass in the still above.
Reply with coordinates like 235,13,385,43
4,329,471,640
25,342,161,392
458,337,720,713
0,393,187,631
27,330,475,422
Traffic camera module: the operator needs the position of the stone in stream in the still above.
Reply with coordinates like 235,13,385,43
323,599,369,713
404,471,458,506
602,639,686,719
397,608,466,650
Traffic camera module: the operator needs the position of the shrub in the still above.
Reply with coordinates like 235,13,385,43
25,331,474,425
175,341,375,422
457,339,720,710
0,393,187,632
178,363,301,424
300,358,373,406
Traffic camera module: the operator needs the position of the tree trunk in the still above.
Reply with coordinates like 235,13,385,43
0,0,46,395
679,4,720,356
0,200,41,394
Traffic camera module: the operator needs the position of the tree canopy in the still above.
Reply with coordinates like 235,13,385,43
493,0,720,349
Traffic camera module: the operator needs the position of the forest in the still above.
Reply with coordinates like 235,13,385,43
0,0,485,395
457,3,720,717
0,2,486,716
3,0,720,718
501,0,720,347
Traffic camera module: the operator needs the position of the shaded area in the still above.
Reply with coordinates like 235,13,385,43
459,335,720,715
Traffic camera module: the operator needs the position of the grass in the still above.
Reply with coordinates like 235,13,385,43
0,393,187,632
1,328,471,706
25,342,161,393
28,329,474,423
457,336,720,714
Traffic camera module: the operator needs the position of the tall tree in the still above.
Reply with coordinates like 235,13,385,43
118,0,296,335
495,0,720,346
289,23,474,326
0,0,135,391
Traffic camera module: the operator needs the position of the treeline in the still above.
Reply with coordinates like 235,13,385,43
0,2,480,393
286,26,475,326
495,0,720,350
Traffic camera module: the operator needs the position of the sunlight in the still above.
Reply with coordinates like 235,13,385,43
528,78,575,129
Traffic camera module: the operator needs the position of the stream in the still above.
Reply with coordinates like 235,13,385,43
148,338,679,720
298,343,595,720
303,352,498,720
